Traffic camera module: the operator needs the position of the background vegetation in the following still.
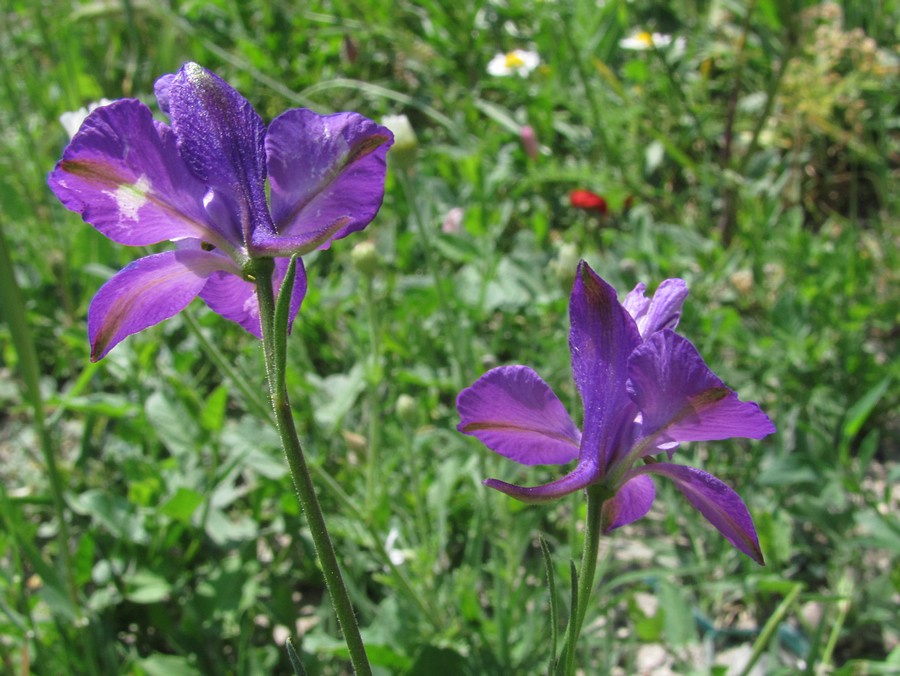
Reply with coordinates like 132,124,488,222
1,0,898,673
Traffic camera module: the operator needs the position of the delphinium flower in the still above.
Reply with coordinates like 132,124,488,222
487,49,541,77
49,62,393,360
457,260,775,564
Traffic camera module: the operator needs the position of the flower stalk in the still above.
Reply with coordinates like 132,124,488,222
253,256,371,675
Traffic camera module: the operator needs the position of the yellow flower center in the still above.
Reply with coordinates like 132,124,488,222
505,52,525,68
636,32,654,47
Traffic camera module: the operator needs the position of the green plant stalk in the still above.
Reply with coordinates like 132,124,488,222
558,483,613,676
363,274,381,511
738,582,802,676
251,256,371,675
0,223,77,604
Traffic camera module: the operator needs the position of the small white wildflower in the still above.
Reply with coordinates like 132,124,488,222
619,31,674,51
487,49,540,77
59,99,113,139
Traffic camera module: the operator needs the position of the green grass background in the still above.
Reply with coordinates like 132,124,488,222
1,0,898,673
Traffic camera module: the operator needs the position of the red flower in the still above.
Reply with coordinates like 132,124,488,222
569,189,608,215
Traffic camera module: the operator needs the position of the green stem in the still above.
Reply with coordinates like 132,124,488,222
251,257,371,675
0,222,77,603
363,275,381,511
558,483,611,676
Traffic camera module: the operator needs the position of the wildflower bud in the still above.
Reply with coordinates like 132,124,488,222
382,114,418,170
350,240,379,277
552,242,580,286
396,394,418,427
730,269,754,295
520,125,539,159
442,207,464,234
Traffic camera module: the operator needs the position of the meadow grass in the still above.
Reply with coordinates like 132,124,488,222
1,0,898,674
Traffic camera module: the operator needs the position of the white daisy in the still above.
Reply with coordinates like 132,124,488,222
619,31,675,51
487,49,540,77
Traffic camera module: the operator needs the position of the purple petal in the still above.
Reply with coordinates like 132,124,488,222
48,100,229,249
88,250,230,361
623,279,688,338
457,365,580,465
154,74,174,117
483,461,600,503
257,109,393,255
200,256,306,338
635,463,764,564
600,474,656,532
628,330,776,443
167,63,275,244
568,261,642,469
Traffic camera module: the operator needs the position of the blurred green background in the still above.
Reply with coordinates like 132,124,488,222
1,0,898,673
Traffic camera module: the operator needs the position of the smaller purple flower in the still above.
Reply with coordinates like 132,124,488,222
457,261,775,564
49,63,393,360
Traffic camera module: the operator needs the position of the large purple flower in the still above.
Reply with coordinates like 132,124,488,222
457,261,775,564
49,62,393,360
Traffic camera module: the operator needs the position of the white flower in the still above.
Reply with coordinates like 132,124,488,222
59,99,113,139
619,31,675,51
487,49,540,77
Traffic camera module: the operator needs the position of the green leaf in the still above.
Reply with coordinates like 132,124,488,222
159,487,205,523
199,384,229,434
132,653,202,676
145,391,200,456
124,568,172,604
658,580,697,647
68,489,148,544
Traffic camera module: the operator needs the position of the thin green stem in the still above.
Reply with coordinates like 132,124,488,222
558,483,612,676
251,257,371,675
363,275,381,511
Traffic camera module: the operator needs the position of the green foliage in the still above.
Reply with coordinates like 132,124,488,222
1,0,898,673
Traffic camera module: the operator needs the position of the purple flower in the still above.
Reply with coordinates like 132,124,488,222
457,261,775,564
49,63,393,360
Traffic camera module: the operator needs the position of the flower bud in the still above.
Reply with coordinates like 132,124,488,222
382,114,418,169
396,393,417,426
520,125,539,159
351,240,379,277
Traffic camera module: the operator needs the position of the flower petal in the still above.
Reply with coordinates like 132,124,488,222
48,100,227,248
88,250,229,361
600,474,656,532
483,461,599,503
258,109,393,255
569,261,642,468
457,365,581,465
635,463,764,564
623,279,688,338
200,256,307,338
628,330,776,443
167,62,275,244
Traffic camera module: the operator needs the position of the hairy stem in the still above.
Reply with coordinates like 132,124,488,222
252,257,371,675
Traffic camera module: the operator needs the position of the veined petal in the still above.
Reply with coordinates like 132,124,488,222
600,474,656,532
88,250,229,361
257,109,393,255
457,365,581,465
628,330,776,443
623,279,688,338
634,463,764,564
200,256,306,338
483,460,600,503
167,62,274,244
569,261,642,468
49,100,228,249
